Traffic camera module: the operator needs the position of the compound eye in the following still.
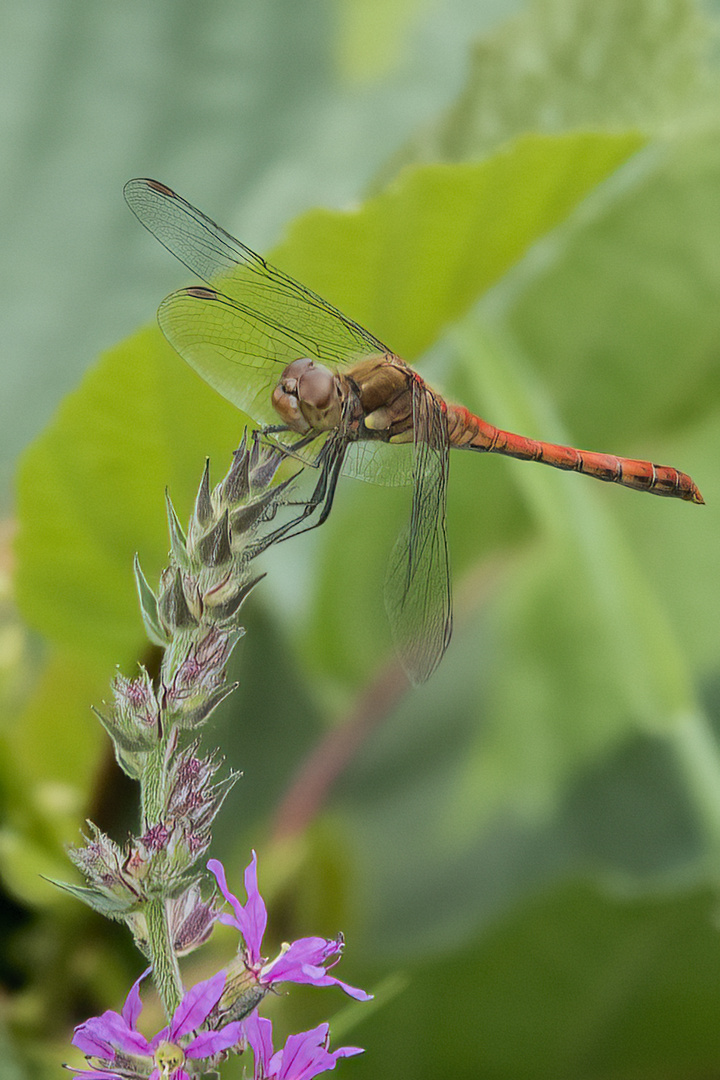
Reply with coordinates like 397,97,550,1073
299,366,336,410
281,357,315,393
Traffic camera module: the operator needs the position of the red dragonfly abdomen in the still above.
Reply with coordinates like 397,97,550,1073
447,405,704,504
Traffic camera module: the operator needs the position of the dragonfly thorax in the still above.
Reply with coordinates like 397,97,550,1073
272,357,343,434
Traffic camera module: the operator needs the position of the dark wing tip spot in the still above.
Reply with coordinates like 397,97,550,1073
145,179,175,196
124,177,176,199
184,286,220,300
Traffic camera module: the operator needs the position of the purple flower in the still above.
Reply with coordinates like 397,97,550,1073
208,854,371,1002
70,969,243,1080
242,1012,363,1080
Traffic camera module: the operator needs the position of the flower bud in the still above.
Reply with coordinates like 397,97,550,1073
92,668,160,775
66,825,144,913
163,627,239,728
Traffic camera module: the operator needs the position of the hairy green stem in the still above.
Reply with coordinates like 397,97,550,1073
141,742,168,829
141,740,183,1016
145,897,183,1017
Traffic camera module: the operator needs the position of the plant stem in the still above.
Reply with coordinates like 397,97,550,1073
141,739,182,1016
145,896,183,1017
141,741,168,828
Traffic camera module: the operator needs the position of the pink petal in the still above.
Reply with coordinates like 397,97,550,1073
294,970,372,1002
262,940,370,1000
208,854,267,964
169,971,226,1040
241,851,268,962
266,936,342,973
185,1020,244,1058
121,967,151,1029
241,1012,274,1078
73,1009,152,1058
207,858,244,923
276,1024,336,1080
72,1020,116,1059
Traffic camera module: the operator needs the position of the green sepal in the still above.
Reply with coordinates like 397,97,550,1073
219,433,251,506
229,480,291,536
43,877,137,919
196,509,232,567
158,568,198,633
91,704,155,755
204,573,264,621
193,459,213,527
169,680,240,730
134,554,170,647
113,744,147,780
165,491,190,569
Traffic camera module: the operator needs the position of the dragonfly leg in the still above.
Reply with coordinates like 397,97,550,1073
261,424,292,436
255,425,324,464
257,437,346,548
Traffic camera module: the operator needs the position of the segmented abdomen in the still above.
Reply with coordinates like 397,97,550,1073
446,405,703,504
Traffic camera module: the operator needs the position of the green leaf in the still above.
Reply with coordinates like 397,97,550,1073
302,320,717,961
493,131,720,674
15,329,241,663
275,131,644,365
384,0,715,171
451,318,698,727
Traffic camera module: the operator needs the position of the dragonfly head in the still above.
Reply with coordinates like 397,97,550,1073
272,358,342,434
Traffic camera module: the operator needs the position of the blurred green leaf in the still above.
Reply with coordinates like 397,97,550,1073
15,329,241,662
384,0,716,172
336,0,427,82
0,1016,28,1080
497,136,720,447
491,132,720,674
276,131,644,365
3,0,485,514
451,319,697,726
344,881,720,1080
0,647,109,907
292,138,720,965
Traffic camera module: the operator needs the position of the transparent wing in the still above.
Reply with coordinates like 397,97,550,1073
124,178,388,372
159,285,319,427
342,441,415,487
384,384,453,683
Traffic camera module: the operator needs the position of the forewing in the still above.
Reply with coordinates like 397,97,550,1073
384,384,452,684
159,286,318,427
124,178,387,372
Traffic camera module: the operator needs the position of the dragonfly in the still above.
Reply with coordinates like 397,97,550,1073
124,178,704,684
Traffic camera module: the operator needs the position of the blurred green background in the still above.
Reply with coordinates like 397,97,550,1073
3,1,720,1077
